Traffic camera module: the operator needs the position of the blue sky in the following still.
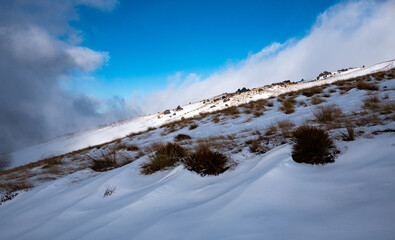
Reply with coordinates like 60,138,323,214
66,0,339,99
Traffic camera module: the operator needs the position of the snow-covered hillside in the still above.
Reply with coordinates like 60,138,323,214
0,59,394,240
1,135,394,240
8,59,395,169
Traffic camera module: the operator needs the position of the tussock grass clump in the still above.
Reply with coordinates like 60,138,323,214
189,123,199,130
363,95,381,111
0,179,33,194
174,134,192,142
219,106,240,116
88,151,118,172
356,80,379,91
277,119,295,137
183,145,231,176
301,86,323,97
291,126,337,165
246,139,268,154
265,124,277,136
311,95,326,105
355,114,383,126
212,116,220,123
115,143,140,151
313,105,342,123
341,123,355,141
279,98,296,114
141,143,186,174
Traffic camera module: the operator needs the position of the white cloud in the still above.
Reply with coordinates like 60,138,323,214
77,0,119,11
67,46,109,71
141,0,395,114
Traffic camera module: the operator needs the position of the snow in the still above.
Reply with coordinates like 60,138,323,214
0,58,394,239
7,59,395,169
1,134,394,239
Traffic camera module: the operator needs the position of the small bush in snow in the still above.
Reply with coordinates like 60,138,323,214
89,151,118,172
189,123,199,130
311,95,326,105
291,126,337,165
279,98,296,114
301,86,323,97
246,139,268,154
313,105,342,123
174,134,192,142
141,142,186,175
341,123,355,141
183,145,231,176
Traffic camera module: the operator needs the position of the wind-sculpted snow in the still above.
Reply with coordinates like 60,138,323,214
1,136,395,239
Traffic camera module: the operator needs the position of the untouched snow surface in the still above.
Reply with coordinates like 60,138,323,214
1,134,395,239
8,59,395,169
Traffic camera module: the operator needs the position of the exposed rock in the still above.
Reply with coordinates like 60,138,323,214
236,87,250,95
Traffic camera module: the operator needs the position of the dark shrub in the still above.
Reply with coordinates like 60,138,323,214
89,151,118,172
291,126,337,165
141,142,186,174
189,123,198,130
174,133,192,142
183,145,230,176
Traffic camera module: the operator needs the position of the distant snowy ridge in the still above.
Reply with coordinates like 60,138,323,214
8,59,395,169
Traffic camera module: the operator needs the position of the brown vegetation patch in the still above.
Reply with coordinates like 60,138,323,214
291,126,338,165
141,143,186,174
313,105,343,123
183,145,232,176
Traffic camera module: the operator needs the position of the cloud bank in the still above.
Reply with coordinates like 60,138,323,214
0,0,139,155
141,0,395,114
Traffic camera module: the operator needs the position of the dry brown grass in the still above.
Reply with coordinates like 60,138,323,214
363,95,381,110
311,95,326,105
114,143,140,151
218,106,240,116
340,123,356,141
301,86,323,97
354,114,383,126
141,142,186,175
356,80,379,91
279,98,296,114
0,179,33,193
189,123,199,130
245,138,268,154
265,124,277,136
313,105,343,123
88,151,118,172
196,135,239,152
174,134,192,142
276,119,295,137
